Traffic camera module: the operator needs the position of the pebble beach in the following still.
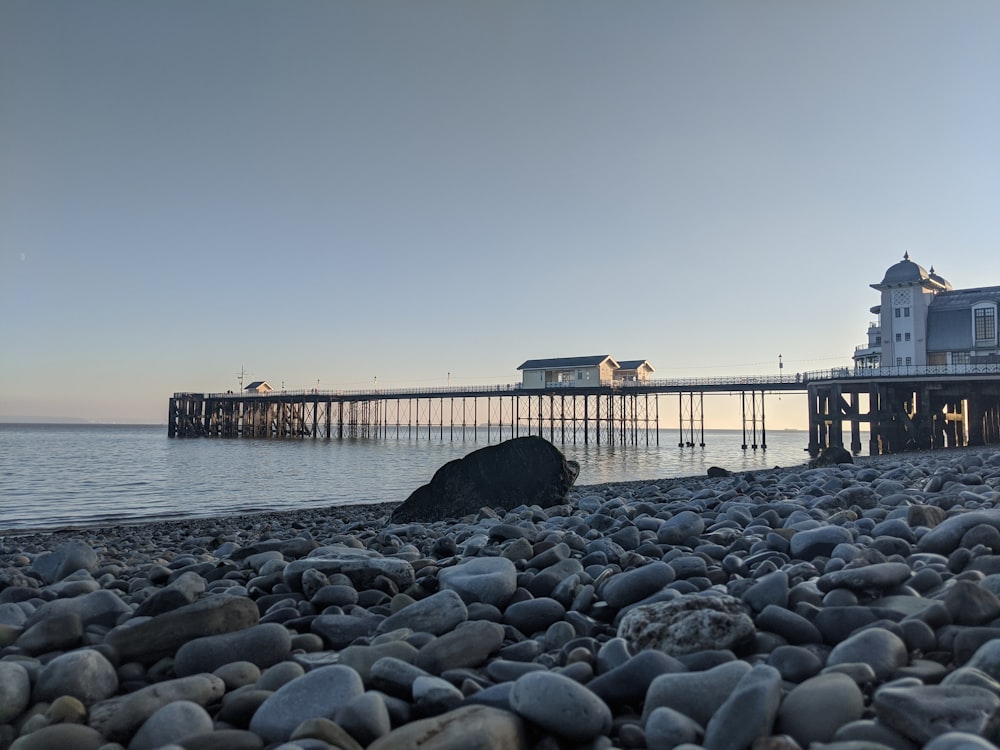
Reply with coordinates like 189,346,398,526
3,447,1000,750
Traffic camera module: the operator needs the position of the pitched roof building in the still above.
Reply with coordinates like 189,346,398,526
854,254,1000,370
517,356,654,388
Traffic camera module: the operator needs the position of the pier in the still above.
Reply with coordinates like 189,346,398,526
168,376,802,449
169,366,1000,456
806,366,1000,455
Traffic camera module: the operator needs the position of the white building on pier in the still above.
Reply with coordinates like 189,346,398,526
854,253,1000,371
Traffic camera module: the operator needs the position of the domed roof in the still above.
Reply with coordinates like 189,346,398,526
879,252,929,286
928,265,952,291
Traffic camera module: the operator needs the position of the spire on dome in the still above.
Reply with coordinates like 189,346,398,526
903,251,910,260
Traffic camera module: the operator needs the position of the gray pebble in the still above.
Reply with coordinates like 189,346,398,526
509,670,612,742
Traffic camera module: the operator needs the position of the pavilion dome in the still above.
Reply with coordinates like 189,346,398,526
879,252,929,286
928,265,953,290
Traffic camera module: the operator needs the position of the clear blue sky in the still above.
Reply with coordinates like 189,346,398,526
2,0,998,427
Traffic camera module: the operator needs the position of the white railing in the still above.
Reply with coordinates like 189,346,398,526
806,363,1000,381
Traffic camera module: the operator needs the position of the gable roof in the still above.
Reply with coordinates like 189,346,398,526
617,359,655,372
245,380,272,391
518,355,618,371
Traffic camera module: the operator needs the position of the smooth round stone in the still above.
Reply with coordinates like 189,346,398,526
657,511,705,545
438,557,518,608
257,661,306,691
33,647,118,706
827,627,908,681
832,718,919,748
504,597,566,636
0,661,30,723
963,638,1000,682
23,589,132,630
367,704,527,750
817,562,913,593
15,612,83,654
740,570,789,613
618,594,754,656
289,717,365,749
941,580,1000,625
88,673,226,743
813,606,883,644
218,689,274,728
29,540,99,583
925,731,1000,750
8,724,106,750
414,620,505,674
45,695,86,724
789,526,854,559
248,664,365,744
334,691,391,746
917,510,1000,555
775,672,864,745
501,537,534,562
509,671,612,743
369,656,433,699
702,664,783,750
311,613,384,649
873,684,1000,745
105,594,260,664
214,661,262,690
586,649,685,707
754,604,822,645
941,666,1000,696
174,622,291,676
411,675,465,715
129,700,214,750
338,641,419,683
642,660,752,727
486,659,546,683
667,555,708,580
600,562,675,609
376,589,468,636
310,584,358,608
644,706,704,748
766,645,824,683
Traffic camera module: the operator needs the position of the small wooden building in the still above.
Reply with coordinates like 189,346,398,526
615,359,655,384
244,381,273,394
518,356,620,389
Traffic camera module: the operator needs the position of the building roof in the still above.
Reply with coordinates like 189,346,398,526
245,380,272,391
617,359,655,372
926,286,1000,352
872,252,949,291
518,355,618,371
928,266,953,291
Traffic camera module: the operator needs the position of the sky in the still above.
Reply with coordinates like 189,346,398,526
1,0,998,429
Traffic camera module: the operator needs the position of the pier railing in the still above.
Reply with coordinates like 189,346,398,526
173,363,1000,402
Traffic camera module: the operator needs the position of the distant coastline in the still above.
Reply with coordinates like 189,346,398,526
0,417,163,426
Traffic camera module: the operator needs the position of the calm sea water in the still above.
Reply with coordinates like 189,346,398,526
0,424,813,532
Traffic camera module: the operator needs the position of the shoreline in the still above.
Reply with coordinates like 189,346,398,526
0,445,983,549
0,446,980,549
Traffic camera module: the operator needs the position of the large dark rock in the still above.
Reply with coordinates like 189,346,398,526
390,436,579,524
809,445,853,468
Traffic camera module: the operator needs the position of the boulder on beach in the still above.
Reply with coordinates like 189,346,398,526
390,436,579,523
809,445,853,467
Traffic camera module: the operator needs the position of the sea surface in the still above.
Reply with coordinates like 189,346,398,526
0,423,817,532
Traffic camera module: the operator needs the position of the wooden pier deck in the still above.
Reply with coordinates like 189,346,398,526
168,377,803,449
169,366,1000,456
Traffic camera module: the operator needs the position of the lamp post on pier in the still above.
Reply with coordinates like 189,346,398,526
779,354,784,382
